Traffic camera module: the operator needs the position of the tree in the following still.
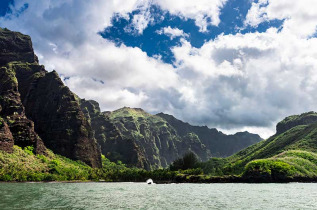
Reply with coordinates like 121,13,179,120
170,151,199,170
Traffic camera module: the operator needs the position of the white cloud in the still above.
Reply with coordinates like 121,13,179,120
245,0,317,37
169,28,317,138
153,0,228,31
1,0,317,139
156,26,189,40
125,1,153,34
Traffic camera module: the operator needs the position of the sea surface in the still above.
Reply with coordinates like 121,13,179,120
0,182,316,209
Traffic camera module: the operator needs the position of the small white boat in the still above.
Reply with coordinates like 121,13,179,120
146,179,154,184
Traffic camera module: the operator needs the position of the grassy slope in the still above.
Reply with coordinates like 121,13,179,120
0,145,178,182
200,122,317,180
0,146,94,181
2,110,317,182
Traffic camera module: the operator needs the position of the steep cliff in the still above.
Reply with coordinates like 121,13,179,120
80,99,261,169
0,62,46,155
157,113,262,157
80,100,210,169
0,28,38,66
0,28,101,167
0,117,14,153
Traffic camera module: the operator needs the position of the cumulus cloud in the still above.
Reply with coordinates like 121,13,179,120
0,0,317,138
156,26,189,40
170,28,317,136
153,0,228,31
245,0,317,37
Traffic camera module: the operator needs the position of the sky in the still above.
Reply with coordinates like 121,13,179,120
0,0,317,138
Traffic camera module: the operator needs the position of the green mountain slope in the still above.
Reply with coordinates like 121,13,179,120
229,118,317,165
80,100,211,170
200,112,317,181
80,99,263,170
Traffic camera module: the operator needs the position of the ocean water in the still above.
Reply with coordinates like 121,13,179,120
0,182,316,209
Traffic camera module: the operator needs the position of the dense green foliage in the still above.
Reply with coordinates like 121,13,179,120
185,121,317,181
0,146,179,182
170,152,199,170
1,109,317,182
0,146,94,181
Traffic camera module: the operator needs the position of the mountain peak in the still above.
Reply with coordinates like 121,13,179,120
0,27,38,66
276,111,317,134
110,107,150,118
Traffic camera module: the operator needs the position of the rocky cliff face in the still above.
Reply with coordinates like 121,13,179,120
0,28,38,66
80,99,260,169
276,112,317,135
0,62,46,155
0,28,101,167
0,117,14,153
80,100,210,170
157,113,262,157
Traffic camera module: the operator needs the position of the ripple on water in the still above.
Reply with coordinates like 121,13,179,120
0,183,316,209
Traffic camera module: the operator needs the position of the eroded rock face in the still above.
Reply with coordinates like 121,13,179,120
11,63,101,168
80,100,210,169
276,112,317,135
0,118,14,153
157,113,262,157
80,100,146,168
0,28,38,66
0,63,46,154
7,115,47,154
0,28,101,167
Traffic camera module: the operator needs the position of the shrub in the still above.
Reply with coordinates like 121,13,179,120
243,159,295,181
23,146,34,155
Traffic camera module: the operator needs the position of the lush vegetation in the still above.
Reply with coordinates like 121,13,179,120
0,146,178,182
167,121,317,182
0,146,93,181
1,119,317,182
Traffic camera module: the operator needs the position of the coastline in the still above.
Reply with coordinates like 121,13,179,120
1,176,317,184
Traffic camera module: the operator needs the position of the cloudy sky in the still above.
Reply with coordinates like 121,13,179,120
0,0,317,138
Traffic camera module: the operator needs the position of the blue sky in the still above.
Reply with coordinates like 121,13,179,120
0,0,316,138
101,0,283,64
0,0,13,16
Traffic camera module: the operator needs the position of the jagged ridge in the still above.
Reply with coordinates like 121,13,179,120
157,113,262,157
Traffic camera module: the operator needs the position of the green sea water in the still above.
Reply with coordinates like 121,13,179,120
0,182,316,209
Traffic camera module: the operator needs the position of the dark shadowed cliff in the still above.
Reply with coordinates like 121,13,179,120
0,28,101,167
157,113,262,157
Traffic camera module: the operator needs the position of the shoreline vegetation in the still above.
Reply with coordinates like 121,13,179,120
1,145,317,184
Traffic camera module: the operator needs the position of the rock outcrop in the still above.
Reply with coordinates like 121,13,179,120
0,28,101,167
276,111,317,135
0,28,38,66
0,118,14,153
0,62,46,154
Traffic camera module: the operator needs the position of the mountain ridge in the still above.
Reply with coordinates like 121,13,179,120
81,99,262,169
